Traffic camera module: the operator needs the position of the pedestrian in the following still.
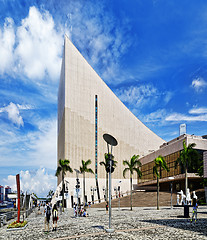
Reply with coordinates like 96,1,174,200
191,198,198,223
83,208,88,217
44,201,51,232
73,203,76,217
52,204,58,231
60,202,62,215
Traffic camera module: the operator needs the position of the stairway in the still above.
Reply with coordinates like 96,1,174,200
91,191,177,208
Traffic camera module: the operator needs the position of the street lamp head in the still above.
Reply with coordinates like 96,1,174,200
74,169,81,174
103,134,118,147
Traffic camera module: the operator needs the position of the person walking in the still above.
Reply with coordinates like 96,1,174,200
59,202,62,215
73,203,76,217
52,204,58,231
191,198,198,223
44,201,51,232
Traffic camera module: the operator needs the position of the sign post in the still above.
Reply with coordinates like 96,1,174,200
16,174,20,223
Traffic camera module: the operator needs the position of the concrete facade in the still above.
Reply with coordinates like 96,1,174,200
57,36,165,207
138,134,207,191
204,151,207,178
140,134,207,166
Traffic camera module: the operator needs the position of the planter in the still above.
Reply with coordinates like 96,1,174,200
7,223,28,231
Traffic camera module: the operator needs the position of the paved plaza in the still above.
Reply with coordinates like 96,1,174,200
0,206,207,239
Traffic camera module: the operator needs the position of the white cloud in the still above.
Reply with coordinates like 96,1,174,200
15,7,62,81
3,168,56,197
27,119,57,168
164,91,173,104
0,102,24,127
143,107,207,125
189,107,207,114
67,1,132,83
16,104,33,110
0,17,15,74
0,118,57,168
166,112,207,122
0,6,63,81
191,77,207,92
144,109,168,123
116,85,158,108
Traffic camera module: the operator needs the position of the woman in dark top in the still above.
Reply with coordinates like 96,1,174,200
52,204,58,231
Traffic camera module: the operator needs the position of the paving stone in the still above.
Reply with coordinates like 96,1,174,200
0,206,207,239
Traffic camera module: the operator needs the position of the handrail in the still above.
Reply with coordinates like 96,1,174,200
91,189,140,205
0,208,33,227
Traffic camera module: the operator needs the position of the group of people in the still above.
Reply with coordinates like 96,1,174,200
44,201,89,233
44,201,59,233
73,203,88,217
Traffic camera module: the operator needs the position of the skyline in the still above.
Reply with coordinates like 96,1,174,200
0,0,207,197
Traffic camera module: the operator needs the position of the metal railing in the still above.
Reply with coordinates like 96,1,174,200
0,208,34,227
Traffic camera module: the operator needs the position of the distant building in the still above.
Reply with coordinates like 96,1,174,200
179,123,186,136
5,186,11,201
0,185,4,203
138,134,207,192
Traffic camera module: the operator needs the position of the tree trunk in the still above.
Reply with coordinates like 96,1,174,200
157,176,159,210
62,173,64,212
130,175,132,211
185,167,188,196
83,172,85,204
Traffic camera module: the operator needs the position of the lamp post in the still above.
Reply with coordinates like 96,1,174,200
90,186,96,204
74,169,81,207
168,177,174,209
103,187,106,201
114,187,118,198
103,133,118,233
118,180,121,211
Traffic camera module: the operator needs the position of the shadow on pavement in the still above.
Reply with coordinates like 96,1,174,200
91,225,105,230
140,218,207,237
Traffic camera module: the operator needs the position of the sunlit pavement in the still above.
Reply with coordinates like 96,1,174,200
0,206,207,239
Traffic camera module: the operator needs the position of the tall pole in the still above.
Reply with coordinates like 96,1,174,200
108,154,112,229
168,177,174,209
16,174,20,223
118,187,120,211
103,133,118,233
171,181,173,209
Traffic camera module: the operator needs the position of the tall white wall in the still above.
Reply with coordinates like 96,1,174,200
57,35,165,205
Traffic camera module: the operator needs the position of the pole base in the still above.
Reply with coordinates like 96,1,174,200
105,228,115,233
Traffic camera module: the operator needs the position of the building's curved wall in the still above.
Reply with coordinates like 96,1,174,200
57,36,165,203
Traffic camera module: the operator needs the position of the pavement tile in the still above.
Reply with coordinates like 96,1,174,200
0,206,207,239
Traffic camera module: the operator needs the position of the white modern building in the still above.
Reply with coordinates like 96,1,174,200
56,35,166,207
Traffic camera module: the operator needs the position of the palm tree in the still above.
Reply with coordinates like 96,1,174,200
153,155,169,210
175,140,199,196
55,159,73,212
100,153,117,202
47,189,54,201
80,159,94,204
123,155,142,211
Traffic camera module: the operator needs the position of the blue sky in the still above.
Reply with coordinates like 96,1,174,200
0,0,207,197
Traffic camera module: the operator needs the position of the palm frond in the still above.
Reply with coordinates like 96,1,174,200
134,168,142,178
100,161,106,166
123,160,130,167
123,168,129,178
